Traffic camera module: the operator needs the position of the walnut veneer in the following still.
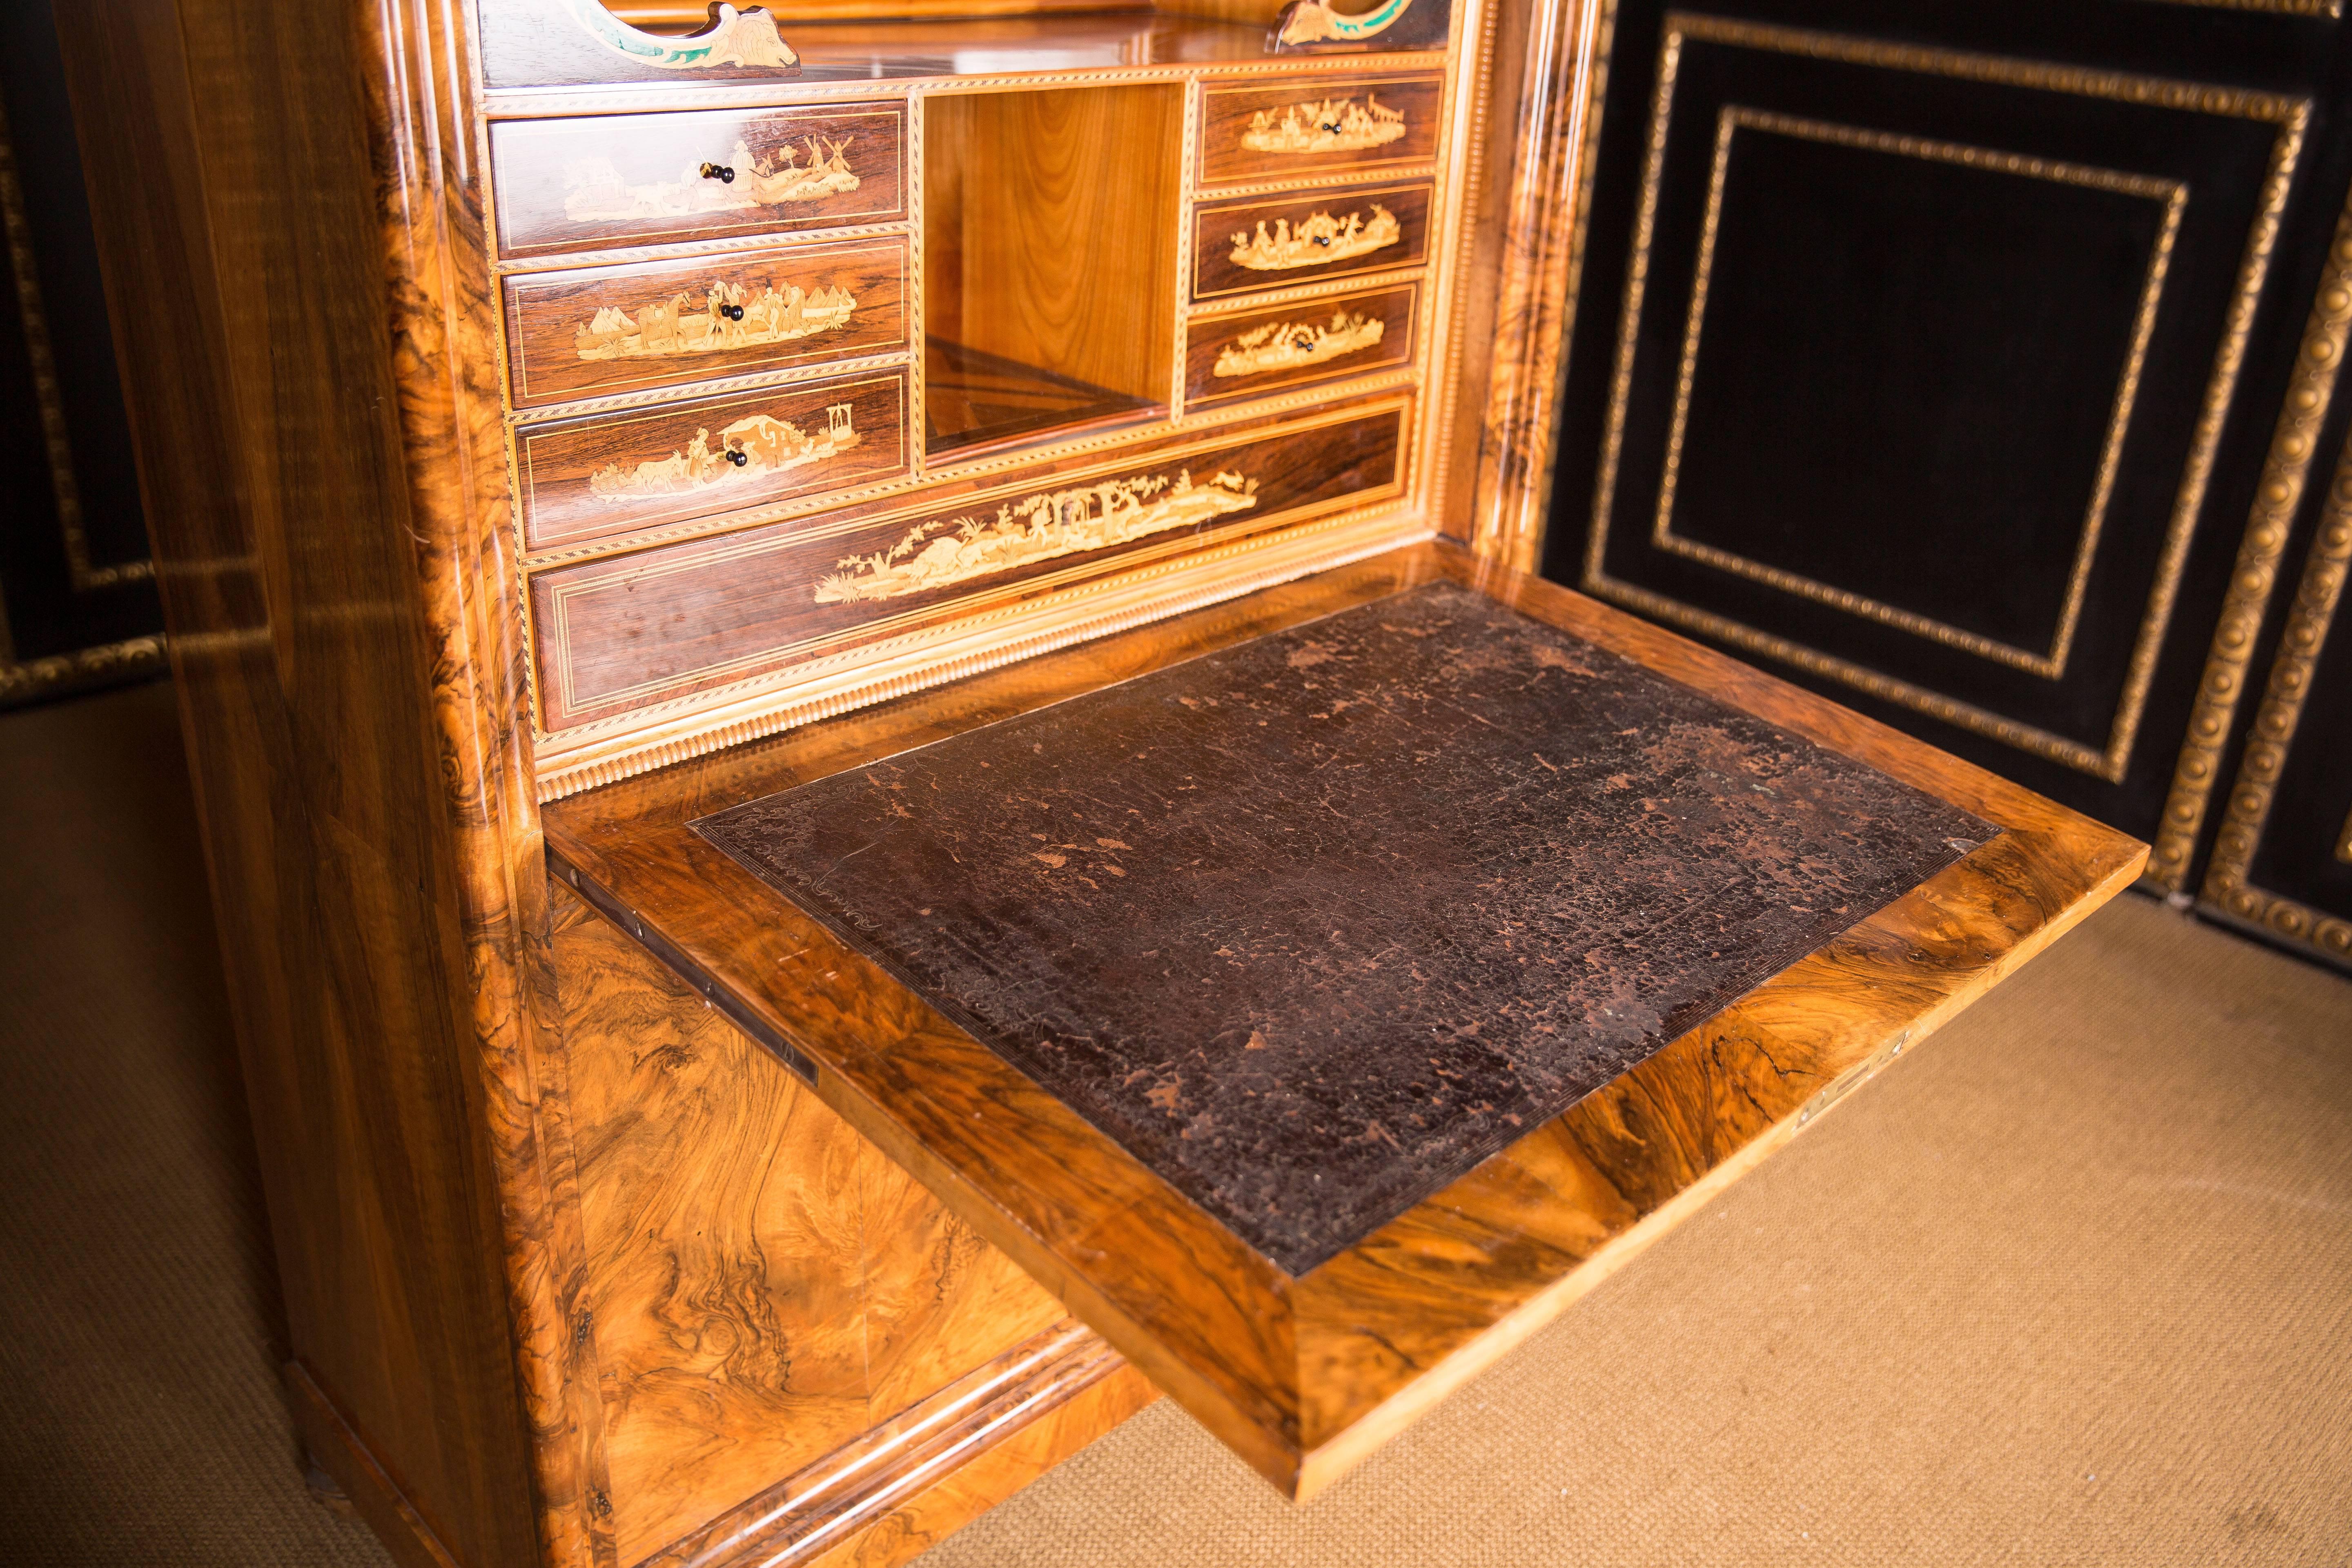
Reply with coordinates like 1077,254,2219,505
50,0,2134,1564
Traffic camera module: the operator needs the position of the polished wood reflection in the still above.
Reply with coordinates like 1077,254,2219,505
543,539,2145,1500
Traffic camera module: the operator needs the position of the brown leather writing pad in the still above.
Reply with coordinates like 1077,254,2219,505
693,584,1993,1274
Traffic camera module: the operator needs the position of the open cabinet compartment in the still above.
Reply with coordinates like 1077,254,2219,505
923,83,1183,458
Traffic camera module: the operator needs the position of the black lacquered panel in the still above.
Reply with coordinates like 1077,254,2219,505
695,583,1992,1273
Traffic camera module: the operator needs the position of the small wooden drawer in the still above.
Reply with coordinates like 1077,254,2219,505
530,403,1408,733
1197,74,1444,188
502,236,909,409
1192,180,1432,301
490,102,906,258
517,370,910,554
1185,282,1417,410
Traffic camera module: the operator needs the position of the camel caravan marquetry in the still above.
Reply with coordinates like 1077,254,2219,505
68,0,2154,1566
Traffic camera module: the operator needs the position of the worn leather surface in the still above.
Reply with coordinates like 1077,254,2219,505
695,584,1992,1274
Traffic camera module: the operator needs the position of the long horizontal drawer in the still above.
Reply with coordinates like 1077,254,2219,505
1197,73,1444,188
491,102,907,258
530,403,1408,733
1185,281,1417,411
517,369,911,554
503,236,910,408
1192,180,1433,301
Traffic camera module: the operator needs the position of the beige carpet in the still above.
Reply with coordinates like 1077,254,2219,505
0,681,2347,1567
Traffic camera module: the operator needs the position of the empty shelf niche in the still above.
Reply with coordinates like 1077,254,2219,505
924,83,1181,457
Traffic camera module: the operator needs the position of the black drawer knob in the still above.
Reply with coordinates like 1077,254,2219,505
726,449,749,467
724,303,745,321
699,162,736,183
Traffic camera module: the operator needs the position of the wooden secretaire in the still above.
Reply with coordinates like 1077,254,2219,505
53,1,2138,1566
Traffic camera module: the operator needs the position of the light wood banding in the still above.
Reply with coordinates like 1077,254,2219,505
490,102,906,258
502,236,910,408
527,403,1408,732
518,369,909,553
1198,72,1444,187
1184,281,1417,410
1193,178,1434,300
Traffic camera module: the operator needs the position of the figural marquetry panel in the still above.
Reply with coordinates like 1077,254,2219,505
1192,180,1433,300
529,403,1408,733
1183,282,1417,411
489,102,906,257
1541,3,2352,858
516,370,909,553
1196,73,1445,188
501,236,909,408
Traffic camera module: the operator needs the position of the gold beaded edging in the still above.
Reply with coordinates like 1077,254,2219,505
2151,205,2352,890
2194,426,2352,967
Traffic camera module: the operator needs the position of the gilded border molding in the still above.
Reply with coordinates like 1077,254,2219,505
1583,11,2309,783
2194,425,2352,967
2152,205,2352,889
0,89,152,595
1652,106,2185,680
0,633,167,709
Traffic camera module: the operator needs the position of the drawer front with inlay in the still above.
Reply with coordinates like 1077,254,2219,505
530,403,1408,733
1185,282,1417,411
1197,74,1444,188
490,102,907,258
503,236,910,408
1192,180,1432,301
517,370,910,554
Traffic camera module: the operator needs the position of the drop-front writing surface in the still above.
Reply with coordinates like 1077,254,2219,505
66,0,1920,1562
541,541,2145,1501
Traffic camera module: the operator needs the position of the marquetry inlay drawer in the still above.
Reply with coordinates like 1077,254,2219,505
501,236,909,409
489,101,907,258
529,402,1409,733
1185,281,1416,410
1192,179,1433,301
1196,73,1444,189
517,369,909,554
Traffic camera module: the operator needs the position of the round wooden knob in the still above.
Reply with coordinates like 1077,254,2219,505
699,162,736,183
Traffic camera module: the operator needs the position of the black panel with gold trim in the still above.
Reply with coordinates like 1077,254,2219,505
1539,0,2352,884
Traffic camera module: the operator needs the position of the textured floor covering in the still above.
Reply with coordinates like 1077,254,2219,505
0,679,2348,1567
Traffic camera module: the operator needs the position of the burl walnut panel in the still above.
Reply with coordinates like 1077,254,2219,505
529,403,1405,731
551,883,1070,1567
490,102,907,257
518,370,909,552
1184,281,1417,411
504,236,909,409
1197,73,1444,188
1193,179,1432,300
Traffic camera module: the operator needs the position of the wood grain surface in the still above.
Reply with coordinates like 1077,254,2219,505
540,540,2146,1501
528,403,1406,732
924,85,1181,425
518,369,909,552
550,882,1080,1565
57,0,584,1563
1183,281,1416,410
1193,178,1432,300
1198,71,1443,187
503,236,909,408
690,582,1991,1276
490,102,906,257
